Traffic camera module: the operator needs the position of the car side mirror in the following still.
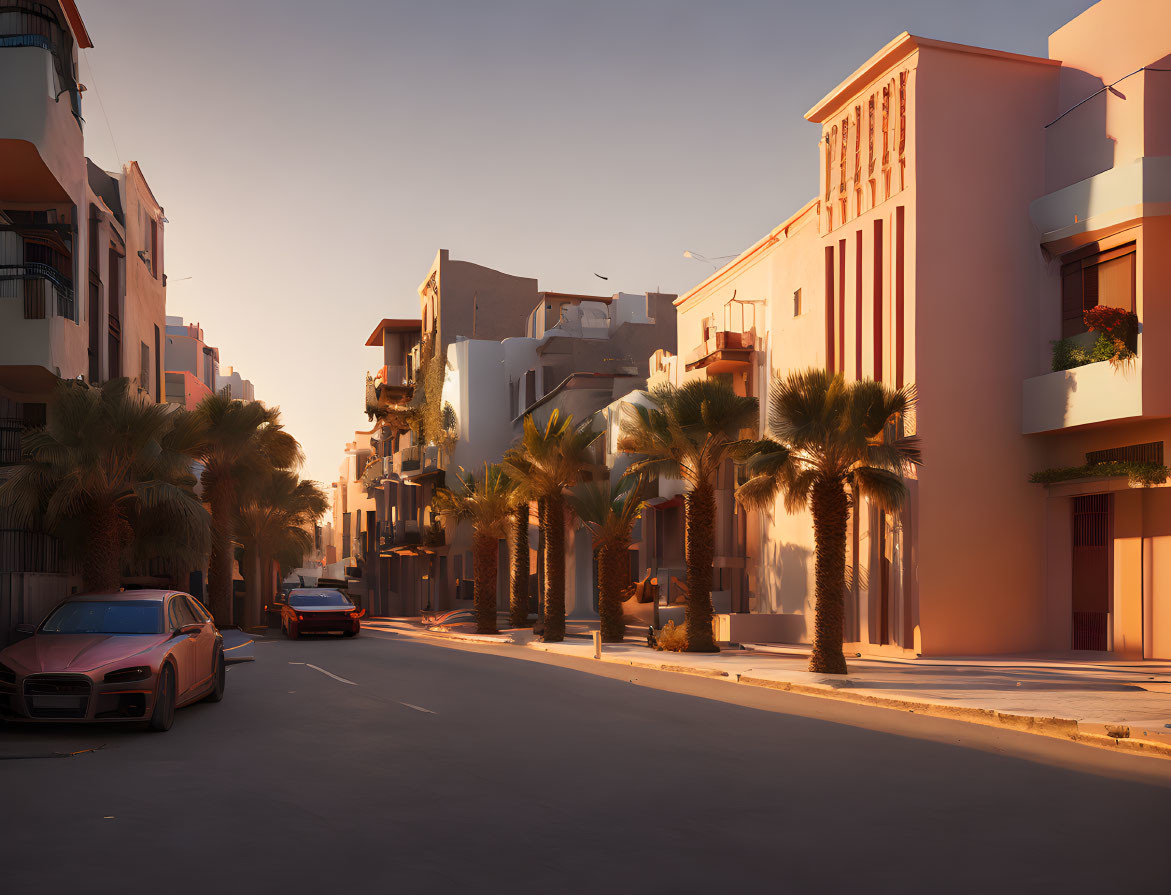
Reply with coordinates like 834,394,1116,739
175,623,202,637
14,623,35,638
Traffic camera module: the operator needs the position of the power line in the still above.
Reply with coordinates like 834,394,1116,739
81,49,120,162
1045,66,1171,129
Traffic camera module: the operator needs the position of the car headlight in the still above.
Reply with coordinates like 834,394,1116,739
0,662,15,685
103,666,151,684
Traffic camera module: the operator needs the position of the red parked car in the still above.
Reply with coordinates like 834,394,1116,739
279,588,362,638
0,590,225,732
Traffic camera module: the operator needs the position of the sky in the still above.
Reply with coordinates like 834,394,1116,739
76,0,1097,492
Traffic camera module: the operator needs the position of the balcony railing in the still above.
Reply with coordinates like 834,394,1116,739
0,1,83,124
685,330,755,372
0,263,74,320
398,444,423,472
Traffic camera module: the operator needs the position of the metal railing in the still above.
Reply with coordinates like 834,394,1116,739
0,2,82,123
0,417,23,465
0,528,68,574
0,263,74,320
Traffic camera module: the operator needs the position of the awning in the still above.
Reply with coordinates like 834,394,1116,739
644,495,683,510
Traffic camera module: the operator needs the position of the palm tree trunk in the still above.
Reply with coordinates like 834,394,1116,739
509,506,530,628
598,540,628,643
543,492,565,643
535,497,546,632
809,478,850,674
242,546,262,631
83,502,123,593
684,481,718,652
207,482,235,626
471,531,499,635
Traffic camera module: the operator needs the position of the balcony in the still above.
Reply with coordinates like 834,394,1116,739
1022,357,1144,434
395,443,441,482
685,330,755,373
364,365,414,423
0,4,85,201
377,520,423,556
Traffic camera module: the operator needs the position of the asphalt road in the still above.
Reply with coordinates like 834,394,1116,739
2,629,1170,895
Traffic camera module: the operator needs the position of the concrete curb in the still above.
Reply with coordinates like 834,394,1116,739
733,674,1171,758
369,622,1171,759
363,623,513,646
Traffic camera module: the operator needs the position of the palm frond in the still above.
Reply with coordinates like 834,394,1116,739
851,465,909,512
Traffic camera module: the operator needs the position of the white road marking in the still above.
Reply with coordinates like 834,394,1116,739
306,664,357,686
288,661,305,665
399,702,435,714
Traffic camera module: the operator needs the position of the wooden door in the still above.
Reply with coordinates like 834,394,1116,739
1071,494,1110,650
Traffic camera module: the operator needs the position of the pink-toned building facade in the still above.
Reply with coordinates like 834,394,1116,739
671,0,1171,659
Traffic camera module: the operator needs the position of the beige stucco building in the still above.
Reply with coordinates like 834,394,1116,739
664,0,1171,659
0,2,175,641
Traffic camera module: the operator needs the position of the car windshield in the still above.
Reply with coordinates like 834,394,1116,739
41,600,163,635
289,590,352,608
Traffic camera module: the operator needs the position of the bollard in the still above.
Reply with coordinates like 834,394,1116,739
592,630,601,660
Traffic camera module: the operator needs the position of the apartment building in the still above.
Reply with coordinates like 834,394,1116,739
164,316,217,410
346,254,542,617
0,2,180,641
215,365,255,402
666,0,1169,659
345,251,679,618
440,290,678,618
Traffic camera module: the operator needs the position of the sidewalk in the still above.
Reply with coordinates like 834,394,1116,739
364,617,1171,759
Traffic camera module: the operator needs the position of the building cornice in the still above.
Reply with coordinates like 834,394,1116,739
805,31,1059,124
674,198,819,312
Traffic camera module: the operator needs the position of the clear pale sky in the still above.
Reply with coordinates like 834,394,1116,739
77,0,1096,492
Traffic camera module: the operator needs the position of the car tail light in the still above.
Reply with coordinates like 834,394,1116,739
349,611,362,619
104,666,151,683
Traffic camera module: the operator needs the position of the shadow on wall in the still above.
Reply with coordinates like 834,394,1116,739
1047,67,1116,191
755,540,812,618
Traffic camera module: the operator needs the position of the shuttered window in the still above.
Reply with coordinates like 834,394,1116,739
1061,242,1135,337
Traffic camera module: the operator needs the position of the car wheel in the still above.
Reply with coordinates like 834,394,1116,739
148,664,176,732
205,649,226,703
343,628,358,638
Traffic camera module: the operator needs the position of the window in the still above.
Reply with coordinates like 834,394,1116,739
1061,241,1136,338
171,596,199,629
185,595,213,623
140,342,150,392
793,288,802,317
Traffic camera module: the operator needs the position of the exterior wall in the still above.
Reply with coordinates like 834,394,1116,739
216,366,255,402
1044,0,1170,194
420,249,538,351
118,163,166,402
674,202,824,634
164,317,219,393
912,47,1059,655
164,370,211,411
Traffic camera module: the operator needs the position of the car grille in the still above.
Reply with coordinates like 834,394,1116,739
24,674,92,719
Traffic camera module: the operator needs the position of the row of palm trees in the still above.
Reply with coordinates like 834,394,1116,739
0,378,327,629
433,367,919,675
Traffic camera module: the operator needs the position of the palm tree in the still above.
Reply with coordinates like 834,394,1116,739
568,474,646,642
507,481,533,629
618,379,758,653
235,469,329,630
735,369,921,675
433,464,514,634
0,379,209,593
193,394,302,626
503,410,600,643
